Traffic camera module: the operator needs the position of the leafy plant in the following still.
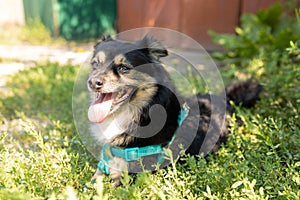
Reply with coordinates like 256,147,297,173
209,3,300,66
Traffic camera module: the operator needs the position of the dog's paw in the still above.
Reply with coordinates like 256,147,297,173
91,168,104,184
108,157,128,187
91,157,128,187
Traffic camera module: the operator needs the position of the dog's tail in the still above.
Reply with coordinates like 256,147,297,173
226,79,263,108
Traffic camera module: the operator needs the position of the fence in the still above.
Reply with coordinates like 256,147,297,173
1,0,297,48
117,0,297,50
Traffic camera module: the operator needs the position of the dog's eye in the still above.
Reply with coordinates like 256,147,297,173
91,61,98,68
117,64,130,74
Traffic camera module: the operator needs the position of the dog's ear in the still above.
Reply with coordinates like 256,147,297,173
137,35,168,60
94,35,113,49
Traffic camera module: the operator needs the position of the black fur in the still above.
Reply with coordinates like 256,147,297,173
88,36,263,185
186,80,263,155
226,79,263,108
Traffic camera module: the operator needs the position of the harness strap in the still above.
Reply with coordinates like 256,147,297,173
111,144,162,162
97,103,190,174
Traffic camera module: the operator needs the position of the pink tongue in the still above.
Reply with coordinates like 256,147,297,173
88,93,113,123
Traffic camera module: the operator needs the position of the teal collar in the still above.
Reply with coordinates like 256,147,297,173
97,103,190,174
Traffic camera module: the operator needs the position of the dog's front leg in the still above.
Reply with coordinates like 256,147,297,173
91,168,105,183
108,157,128,187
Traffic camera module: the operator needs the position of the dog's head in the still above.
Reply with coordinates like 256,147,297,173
87,35,169,123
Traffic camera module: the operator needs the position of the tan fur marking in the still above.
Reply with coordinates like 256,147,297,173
97,51,106,63
114,54,127,65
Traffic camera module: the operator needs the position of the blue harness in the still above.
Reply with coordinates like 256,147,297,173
97,103,190,174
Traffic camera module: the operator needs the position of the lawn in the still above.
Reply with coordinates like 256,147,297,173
0,4,299,200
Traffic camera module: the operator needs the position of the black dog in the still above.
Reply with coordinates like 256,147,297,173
87,35,262,186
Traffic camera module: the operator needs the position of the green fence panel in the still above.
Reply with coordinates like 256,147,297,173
23,0,56,35
57,0,116,40
23,0,116,40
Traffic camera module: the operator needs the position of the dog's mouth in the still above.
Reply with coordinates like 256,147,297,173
88,88,134,123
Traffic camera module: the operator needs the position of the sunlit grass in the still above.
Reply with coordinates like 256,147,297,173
0,4,299,197
0,47,299,199
0,19,66,46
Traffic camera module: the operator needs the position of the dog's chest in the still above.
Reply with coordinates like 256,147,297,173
90,108,135,143
90,118,124,143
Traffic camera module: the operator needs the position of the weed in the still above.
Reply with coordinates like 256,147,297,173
0,19,66,45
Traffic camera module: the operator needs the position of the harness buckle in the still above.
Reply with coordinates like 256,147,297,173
97,158,110,174
124,147,140,161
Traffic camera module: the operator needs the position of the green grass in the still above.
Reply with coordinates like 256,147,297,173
0,51,299,199
0,19,67,46
0,63,97,199
0,5,299,198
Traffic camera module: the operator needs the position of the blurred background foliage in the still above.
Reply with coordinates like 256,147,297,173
209,3,300,65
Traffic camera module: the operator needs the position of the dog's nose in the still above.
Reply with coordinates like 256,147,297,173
88,78,103,90
95,80,103,88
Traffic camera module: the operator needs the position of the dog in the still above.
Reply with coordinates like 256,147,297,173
87,35,262,186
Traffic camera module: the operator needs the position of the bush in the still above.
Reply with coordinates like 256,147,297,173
209,3,300,66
